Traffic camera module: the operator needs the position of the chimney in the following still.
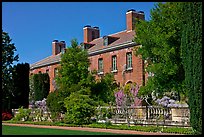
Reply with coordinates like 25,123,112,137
83,25,100,43
52,40,66,55
126,9,145,31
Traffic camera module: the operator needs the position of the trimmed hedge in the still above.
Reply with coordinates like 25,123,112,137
33,73,50,101
12,63,30,109
181,2,202,134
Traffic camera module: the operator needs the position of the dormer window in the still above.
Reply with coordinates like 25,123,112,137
103,36,108,46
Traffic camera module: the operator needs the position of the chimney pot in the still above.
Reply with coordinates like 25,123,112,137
84,25,91,28
127,9,136,12
138,11,144,14
93,26,99,29
53,40,58,42
60,40,65,44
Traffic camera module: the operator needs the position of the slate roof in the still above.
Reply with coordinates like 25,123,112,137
30,30,136,70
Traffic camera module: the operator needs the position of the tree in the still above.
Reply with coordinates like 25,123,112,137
56,38,90,95
134,2,185,100
180,2,202,134
2,30,19,111
11,63,30,109
91,73,118,104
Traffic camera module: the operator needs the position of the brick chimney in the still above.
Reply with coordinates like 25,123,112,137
83,25,100,43
52,40,66,56
126,9,145,31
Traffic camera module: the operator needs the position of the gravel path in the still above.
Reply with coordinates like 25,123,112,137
2,123,183,135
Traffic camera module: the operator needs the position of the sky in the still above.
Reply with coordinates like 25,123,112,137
2,2,156,65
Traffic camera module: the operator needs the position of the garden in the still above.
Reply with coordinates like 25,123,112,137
2,2,202,135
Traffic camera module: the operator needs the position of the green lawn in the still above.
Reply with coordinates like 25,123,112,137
2,125,129,135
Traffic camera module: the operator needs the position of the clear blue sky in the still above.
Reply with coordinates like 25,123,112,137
2,2,156,65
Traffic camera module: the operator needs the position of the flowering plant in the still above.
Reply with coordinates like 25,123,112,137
114,83,142,126
155,96,179,108
2,112,13,121
114,83,142,107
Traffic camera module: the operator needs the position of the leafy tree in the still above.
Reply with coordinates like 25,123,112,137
56,38,90,95
134,2,185,100
2,30,19,111
91,73,118,104
11,63,30,109
180,2,202,134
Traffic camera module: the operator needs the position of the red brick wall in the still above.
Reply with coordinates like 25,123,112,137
88,46,145,86
30,63,60,93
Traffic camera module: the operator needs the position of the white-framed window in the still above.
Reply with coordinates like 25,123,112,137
98,58,103,73
126,52,132,69
103,36,108,46
112,55,117,71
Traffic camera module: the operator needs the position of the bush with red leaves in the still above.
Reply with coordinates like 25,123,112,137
2,112,13,121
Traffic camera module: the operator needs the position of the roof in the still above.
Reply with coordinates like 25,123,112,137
88,30,135,52
30,30,136,70
30,53,61,70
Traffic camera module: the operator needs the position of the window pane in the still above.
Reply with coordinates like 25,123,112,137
112,56,117,71
126,52,132,68
98,58,103,72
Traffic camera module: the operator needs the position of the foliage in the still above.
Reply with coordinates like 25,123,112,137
64,91,96,125
2,30,19,111
12,107,31,121
56,39,90,94
133,2,185,98
33,73,50,101
2,112,13,121
180,2,202,134
46,90,67,121
91,73,118,104
11,63,30,109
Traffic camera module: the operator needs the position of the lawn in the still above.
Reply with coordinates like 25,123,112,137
2,125,128,135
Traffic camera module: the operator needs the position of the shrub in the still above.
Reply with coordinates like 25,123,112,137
2,112,13,121
46,90,67,122
12,106,31,121
64,91,96,125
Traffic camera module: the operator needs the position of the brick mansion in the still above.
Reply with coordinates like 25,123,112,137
30,9,148,92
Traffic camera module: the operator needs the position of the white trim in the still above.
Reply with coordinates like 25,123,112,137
97,71,104,75
111,70,118,73
126,67,133,71
126,10,136,14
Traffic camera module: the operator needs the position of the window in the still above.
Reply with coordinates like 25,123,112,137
103,36,108,46
112,55,117,72
98,58,103,73
54,68,58,77
126,52,132,69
